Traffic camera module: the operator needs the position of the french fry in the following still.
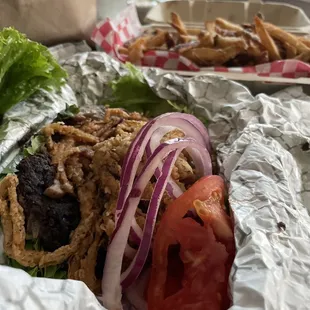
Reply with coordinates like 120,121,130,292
172,41,200,54
204,21,216,45
197,32,214,48
256,12,265,21
170,12,188,35
117,46,129,55
255,50,269,64
215,27,238,37
295,50,310,62
247,43,262,58
242,23,255,32
182,45,244,66
179,35,198,44
145,29,167,49
263,22,309,53
284,42,297,59
187,28,203,36
165,32,176,49
215,35,247,50
298,37,310,48
254,16,281,61
247,41,269,64
123,35,145,48
237,30,267,60
215,18,244,32
128,37,146,64
205,21,216,34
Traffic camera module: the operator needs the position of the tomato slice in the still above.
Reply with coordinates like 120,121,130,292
147,175,235,310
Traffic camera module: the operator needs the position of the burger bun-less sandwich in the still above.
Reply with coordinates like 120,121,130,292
0,54,235,310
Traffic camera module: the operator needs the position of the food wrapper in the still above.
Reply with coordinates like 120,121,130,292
1,41,310,309
91,4,310,78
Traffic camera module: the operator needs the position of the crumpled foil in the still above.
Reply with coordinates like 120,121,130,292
1,41,310,310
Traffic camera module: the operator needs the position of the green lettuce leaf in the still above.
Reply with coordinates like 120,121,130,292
106,63,208,127
55,105,80,121
7,238,67,280
106,63,189,117
0,28,68,115
23,135,46,156
7,257,67,280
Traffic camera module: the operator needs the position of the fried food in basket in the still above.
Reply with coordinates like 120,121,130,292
295,50,310,63
182,45,246,66
215,35,247,50
119,12,310,68
128,37,147,64
263,22,309,54
145,29,167,49
254,16,281,61
215,18,244,32
170,11,188,35
299,37,310,48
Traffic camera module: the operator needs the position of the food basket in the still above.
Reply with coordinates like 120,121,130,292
92,1,310,81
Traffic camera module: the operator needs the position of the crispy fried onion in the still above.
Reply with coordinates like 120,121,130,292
67,181,105,293
68,217,105,294
0,175,96,268
42,123,99,197
42,109,148,198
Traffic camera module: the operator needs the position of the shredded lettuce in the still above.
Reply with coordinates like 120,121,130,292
106,63,189,117
0,28,68,115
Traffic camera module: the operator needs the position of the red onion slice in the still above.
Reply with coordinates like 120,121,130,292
113,137,211,237
124,268,150,310
120,150,180,288
146,127,183,199
120,112,210,185
115,113,212,231
125,244,137,260
118,113,211,213
130,222,143,241
102,138,211,309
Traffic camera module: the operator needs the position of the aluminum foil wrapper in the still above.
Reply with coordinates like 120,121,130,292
1,42,310,310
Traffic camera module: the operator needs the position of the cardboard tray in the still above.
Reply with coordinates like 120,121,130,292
144,0,310,35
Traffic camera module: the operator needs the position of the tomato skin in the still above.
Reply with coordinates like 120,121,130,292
147,175,235,310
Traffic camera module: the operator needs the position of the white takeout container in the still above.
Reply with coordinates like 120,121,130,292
144,0,310,35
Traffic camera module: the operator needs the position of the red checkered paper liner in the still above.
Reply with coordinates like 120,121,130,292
203,59,310,78
91,4,310,78
91,4,199,71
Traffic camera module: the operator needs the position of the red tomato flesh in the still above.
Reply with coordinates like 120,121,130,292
147,175,235,310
